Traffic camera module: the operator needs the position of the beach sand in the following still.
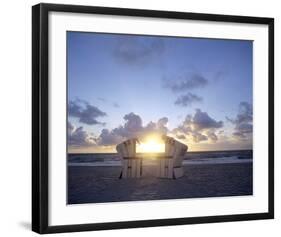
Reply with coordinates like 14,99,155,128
68,163,252,204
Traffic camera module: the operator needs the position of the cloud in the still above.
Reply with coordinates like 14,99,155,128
174,93,203,107
227,102,253,140
68,108,240,149
213,70,227,82
163,73,208,92
157,117,169,131
192,109,223,130
98,128,124,146
121,112,143,136
227,102,252,124
113,37,165,65
97,112,169,146
206,131,218,142
113,102,120,108
97,113,144,146
163,72,207,108
192,132,208,143
68,122,97,147
69,99,106,125
176,134,186,140
173,109,223,143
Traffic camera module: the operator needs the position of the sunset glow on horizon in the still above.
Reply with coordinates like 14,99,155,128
136,136,165,153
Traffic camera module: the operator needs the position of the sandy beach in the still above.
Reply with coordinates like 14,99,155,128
68,162,252,204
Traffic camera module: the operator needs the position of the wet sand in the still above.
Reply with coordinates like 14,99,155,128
68,163,252,204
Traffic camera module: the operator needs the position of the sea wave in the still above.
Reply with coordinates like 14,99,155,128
68,156,252,167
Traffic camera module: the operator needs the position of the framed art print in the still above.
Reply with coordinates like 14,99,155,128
32,3,274,234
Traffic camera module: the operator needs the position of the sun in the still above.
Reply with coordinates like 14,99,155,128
136,137,165,153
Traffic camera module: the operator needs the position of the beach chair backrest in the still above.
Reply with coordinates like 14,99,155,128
124,139,136,158
173,141,188,167
165,138,175,157
116,143,127,158
116,139,137,159
117,139,140,179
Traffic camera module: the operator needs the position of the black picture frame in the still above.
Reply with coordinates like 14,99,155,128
32,3,274,234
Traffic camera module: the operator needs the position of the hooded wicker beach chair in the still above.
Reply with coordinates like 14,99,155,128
157,136,188,179
116,138,142,178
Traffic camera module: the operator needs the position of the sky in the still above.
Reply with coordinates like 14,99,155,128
67,31,253,153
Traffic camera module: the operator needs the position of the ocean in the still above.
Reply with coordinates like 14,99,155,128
68,150,253,167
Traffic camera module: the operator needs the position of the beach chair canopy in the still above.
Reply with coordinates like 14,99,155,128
162,136,188,164
116,138,139,158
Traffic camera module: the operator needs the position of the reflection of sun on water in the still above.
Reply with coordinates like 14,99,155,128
136,137,165,153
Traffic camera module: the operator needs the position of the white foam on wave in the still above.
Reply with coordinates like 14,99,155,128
183,156,252,165
68,156,252,167
68,161,121,167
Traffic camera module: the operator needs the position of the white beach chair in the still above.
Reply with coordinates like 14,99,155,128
157,137,188,179
157,137,174,178
172,140,188,178
116,139,142,178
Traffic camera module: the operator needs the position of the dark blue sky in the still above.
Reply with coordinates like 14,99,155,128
67,32,253,152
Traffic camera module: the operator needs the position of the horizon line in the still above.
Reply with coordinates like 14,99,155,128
68,148,253,155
